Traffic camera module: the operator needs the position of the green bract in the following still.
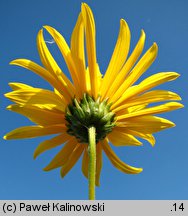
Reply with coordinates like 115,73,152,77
65,94,116,143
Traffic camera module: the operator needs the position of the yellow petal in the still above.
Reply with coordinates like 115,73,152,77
96,63,103,92
117,116,176,134
43,25,80,96
7,104,66,126
4,125,66,140
71,13,87,94
81,3,98,99
5,88,66,112
117,102,183,120
102,139,142,174
43,138,77,171
8,82,34,90
113,90,181,113
61,144,85,178
139,72,180,91
100,19,131,99
106,30,145,99
10,59,69,103
108,130,142,146
85,66,91,93
10,59,53,82
120,29,146,75
109,43,158,104
37,29,75,99
127,103,148,113
117,103,148,116
34,133,72,159
129,130,155,146
115,127,155,146
112,72,180,109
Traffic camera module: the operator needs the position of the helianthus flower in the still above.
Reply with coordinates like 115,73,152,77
4,3,183,200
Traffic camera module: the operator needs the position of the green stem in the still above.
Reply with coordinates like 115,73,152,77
88,126,96,200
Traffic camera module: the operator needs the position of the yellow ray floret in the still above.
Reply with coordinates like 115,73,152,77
81,3,99,99
71,13,87,94
5,88,66,111
34,132,72,159
107,130,143,146
61,144,85,178
108,43,158,103
114,90,181,113
117,102,183,120
102,139,143,174
7,104,66,126
112,72,180,109
103,29,145,99
43,138,78,171
100,19,131,99
4,125,66,140
116,116,176,134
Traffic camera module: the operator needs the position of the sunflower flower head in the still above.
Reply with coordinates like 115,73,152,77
4,2,183,192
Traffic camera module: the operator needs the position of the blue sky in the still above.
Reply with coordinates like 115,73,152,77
0,0,188,200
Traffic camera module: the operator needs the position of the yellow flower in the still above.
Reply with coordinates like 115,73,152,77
4,3,183,187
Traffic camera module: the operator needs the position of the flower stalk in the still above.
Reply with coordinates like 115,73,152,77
88,126,96,200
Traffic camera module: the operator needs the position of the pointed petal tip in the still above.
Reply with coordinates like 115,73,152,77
39,28,43,34
42,25,55,34
6,105,12,110
9,60,16,65
81,2,87,11
140,29,146,38
176,95,182,101
33,151,38,160
60,169,66,178
3,135,7,140
4,92,16,100
141,29,145,34
133,167,143,174
4,92,8,97
167,121,175,128
152,42,158,51
43,166,50,172
9,59,24,66
149,137,156,147
81,2,88,8
120,18,128,26
134,140,143,146
43,25,51,30
176,103,184,108
153,42,158,46
81,2,93,17
164,71,181,79
8,82,16,87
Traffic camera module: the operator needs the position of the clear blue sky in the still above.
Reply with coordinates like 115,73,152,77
0,0,188,200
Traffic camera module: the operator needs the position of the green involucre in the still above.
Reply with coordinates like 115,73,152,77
65,94,116,143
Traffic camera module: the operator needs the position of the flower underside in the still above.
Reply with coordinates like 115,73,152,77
3,3,183,188
65,94,115,143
